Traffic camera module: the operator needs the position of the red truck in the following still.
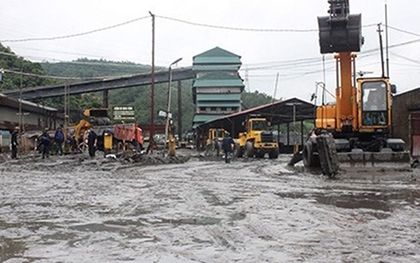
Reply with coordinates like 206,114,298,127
113,123,144,152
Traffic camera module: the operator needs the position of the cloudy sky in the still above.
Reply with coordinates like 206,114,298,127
1,0,419,103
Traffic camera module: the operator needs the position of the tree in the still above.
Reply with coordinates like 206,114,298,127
241,90,276,109
0,42,53,92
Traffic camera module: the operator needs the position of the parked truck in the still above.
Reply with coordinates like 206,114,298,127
113,123,144,152
235,117,279,159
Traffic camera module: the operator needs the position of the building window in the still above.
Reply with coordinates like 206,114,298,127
200,107,206,111
221,107,227,111
210,107,217,111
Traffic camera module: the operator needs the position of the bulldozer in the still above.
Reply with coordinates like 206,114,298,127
299,0,410,175
235,117,279,159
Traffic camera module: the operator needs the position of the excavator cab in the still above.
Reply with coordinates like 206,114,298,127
318,0,363,54
359,79,390,128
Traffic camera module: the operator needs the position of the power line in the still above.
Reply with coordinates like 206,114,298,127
157,15,377,32
1,16,149,43
388,25,420,38
156,15,318,32
2,68,82,80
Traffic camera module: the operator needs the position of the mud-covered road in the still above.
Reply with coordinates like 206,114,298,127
1,151,420,263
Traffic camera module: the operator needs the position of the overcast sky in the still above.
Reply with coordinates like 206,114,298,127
1,0,419,103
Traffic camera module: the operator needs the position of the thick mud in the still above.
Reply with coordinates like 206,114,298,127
0,150,419,262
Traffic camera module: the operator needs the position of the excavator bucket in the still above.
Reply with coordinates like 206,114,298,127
318,14,363,54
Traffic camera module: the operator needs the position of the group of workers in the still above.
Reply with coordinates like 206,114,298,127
10,126,98,160
207,133,235,163
10,125,236,162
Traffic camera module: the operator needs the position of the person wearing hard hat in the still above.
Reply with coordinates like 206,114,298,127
10,126,20,159
87,128,97,158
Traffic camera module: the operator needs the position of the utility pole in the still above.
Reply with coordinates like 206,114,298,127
19,61,23,132
64,80,69,139
377,23,385,78
148,11,156,153
177,80,182,142
385,3,390,77
164,58,182,155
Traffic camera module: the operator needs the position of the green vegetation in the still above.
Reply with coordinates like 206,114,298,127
0,43,52,92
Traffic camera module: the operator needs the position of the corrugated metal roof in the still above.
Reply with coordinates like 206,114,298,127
195,98,316,136
193,46,241,59
198,71,241,80
193,114,226,128
196,93,241,101
192,65,240,71
193,57,241,65
193,114,222,122
0,93,57,112
193,47,241,65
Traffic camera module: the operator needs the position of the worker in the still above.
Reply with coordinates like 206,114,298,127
37,128,51,159
68,132,78,154
221,133,235,163
87,129,97,158
214,138,220,157
10,126,20,159
54,126,65,156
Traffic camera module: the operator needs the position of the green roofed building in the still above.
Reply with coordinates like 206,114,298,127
192,47,245,128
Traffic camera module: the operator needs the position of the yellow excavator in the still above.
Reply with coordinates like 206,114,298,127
299,0,410,175
73,108,111,149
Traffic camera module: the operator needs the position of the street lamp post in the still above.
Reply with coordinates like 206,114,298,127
164,58,182,156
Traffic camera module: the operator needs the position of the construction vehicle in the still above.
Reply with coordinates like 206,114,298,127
72,108,144,154
236,117,279,159
73,108,111,148
300,0,409,175
113,123,145,153
204,128,227,156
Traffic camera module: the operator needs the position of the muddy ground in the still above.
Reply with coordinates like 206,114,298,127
0,150,420,263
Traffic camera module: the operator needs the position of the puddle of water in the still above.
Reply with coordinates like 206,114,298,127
155,217,221,226
275,192,309,199
68,218,151,233
315,194,391,212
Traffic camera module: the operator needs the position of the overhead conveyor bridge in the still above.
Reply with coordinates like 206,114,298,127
4,67,195,100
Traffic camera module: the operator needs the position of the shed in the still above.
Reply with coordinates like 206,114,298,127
195,97,315,152
392,88,420,158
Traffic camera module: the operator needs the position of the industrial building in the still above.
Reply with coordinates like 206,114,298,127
192,47,245,128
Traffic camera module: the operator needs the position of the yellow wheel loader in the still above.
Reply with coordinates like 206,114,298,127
235,117,279,159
